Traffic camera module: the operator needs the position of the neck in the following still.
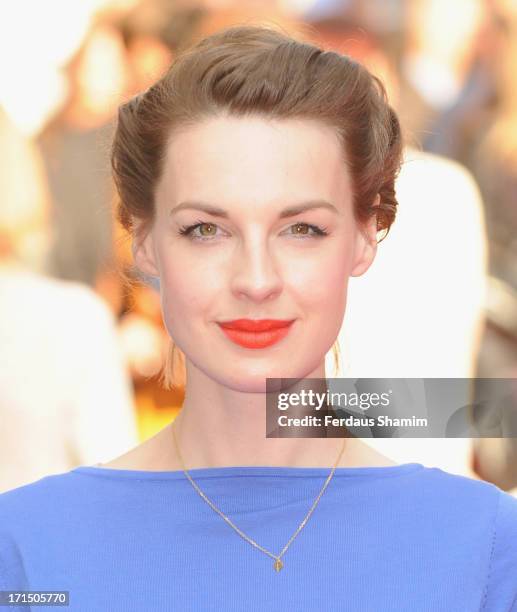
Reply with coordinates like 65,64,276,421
171,358,357,469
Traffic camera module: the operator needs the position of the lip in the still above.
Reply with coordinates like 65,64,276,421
218,319,295,332
217,319,295,349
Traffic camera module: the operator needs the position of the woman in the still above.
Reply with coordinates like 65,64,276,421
1,24,516,612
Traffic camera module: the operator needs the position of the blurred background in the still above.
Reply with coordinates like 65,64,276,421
0,0,516,494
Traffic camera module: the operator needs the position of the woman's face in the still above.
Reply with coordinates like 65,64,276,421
135,115,377,391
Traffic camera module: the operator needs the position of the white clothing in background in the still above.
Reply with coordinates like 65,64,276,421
326,148,488,477
0,267,139,492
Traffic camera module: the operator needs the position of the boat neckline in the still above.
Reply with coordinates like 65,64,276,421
71,462,425,480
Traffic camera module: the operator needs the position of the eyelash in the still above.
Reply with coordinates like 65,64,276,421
177,219,329,242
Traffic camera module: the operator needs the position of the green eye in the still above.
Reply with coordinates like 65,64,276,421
198,223,217,236
178,221,220,240
178,220,329,241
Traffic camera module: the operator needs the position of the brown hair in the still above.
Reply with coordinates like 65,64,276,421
111,22,403,389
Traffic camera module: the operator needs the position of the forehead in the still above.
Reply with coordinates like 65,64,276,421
157,115,351,210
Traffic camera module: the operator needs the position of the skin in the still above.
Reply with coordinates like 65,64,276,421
101,114,396,470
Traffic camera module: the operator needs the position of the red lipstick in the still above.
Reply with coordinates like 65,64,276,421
217,319,295,349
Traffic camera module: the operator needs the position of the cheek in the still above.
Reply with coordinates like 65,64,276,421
287,239,352,313
157,257,217,337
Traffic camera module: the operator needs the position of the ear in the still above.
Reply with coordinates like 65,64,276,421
132,225,160,278
350,194,380,277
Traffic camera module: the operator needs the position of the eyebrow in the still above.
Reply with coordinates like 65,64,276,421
169,200,339,218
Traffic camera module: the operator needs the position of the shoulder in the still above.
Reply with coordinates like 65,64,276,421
413,467,517,608
0,469,107,540
0,472,76,589
0,466,140,538
0,472,78,525
481,487,517,610
492,486,517,539
0,469,123,589
398,466,504,531
414,465,503,506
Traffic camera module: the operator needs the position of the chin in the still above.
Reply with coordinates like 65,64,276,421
215,369,283,393
217,361,321,394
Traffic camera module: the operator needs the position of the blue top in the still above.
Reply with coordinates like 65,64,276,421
1,462,516,611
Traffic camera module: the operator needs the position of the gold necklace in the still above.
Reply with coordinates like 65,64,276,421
171,421,347,572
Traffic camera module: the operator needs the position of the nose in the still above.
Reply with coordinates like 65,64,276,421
230,236,283,303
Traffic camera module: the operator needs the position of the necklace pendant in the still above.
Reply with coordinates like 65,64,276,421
274,558,283,572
